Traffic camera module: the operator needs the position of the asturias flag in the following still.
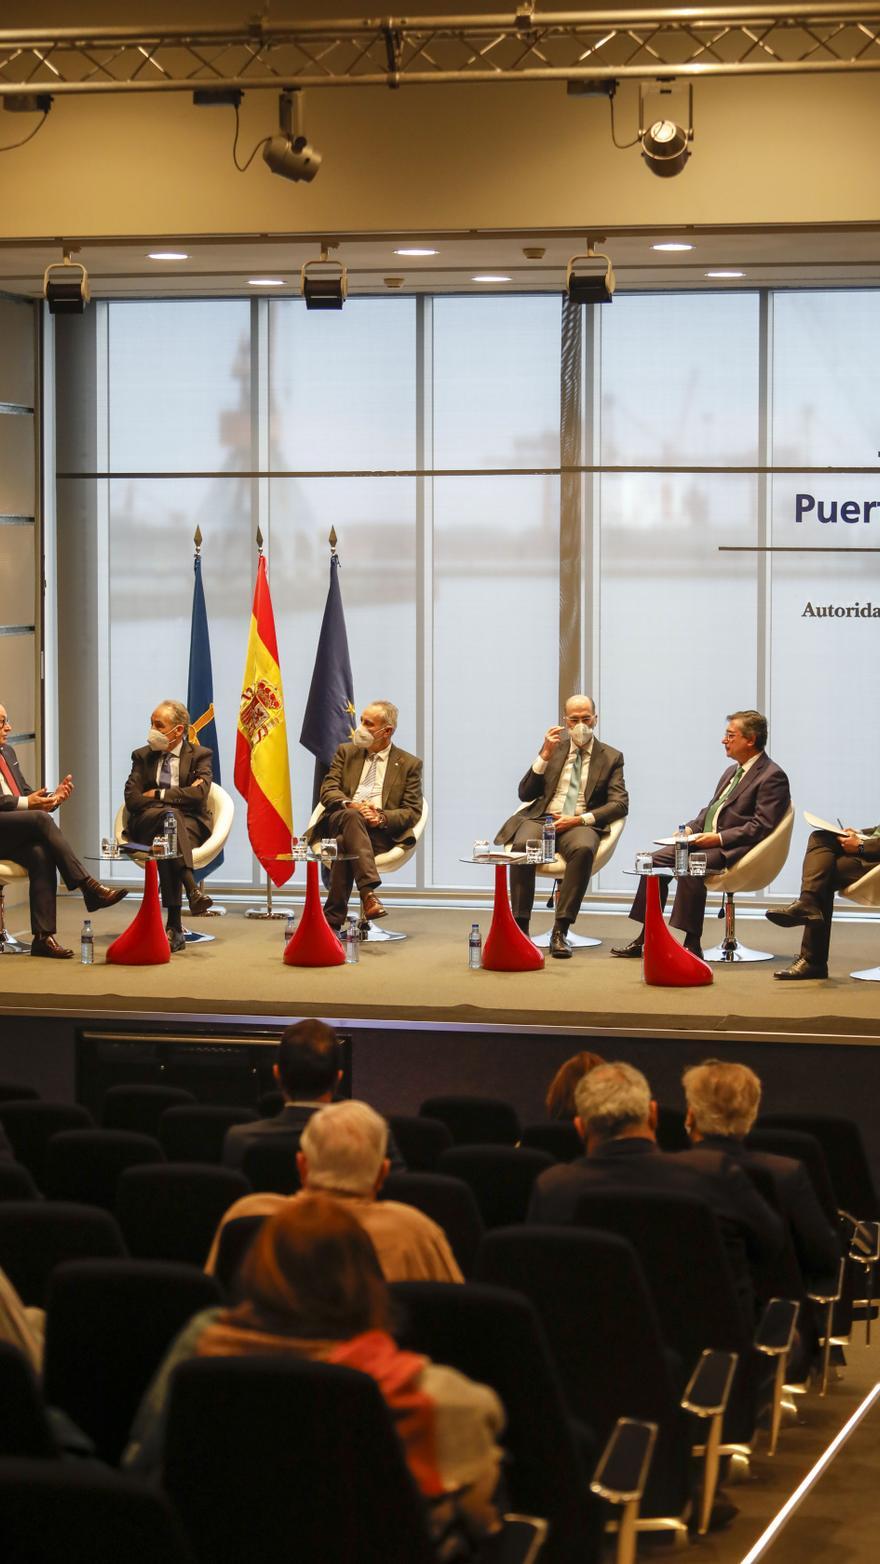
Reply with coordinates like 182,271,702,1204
300,551,356,805
235,554,294,886
187,550,223,878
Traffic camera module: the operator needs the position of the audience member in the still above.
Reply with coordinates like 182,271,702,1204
207,1100,462,1283
544,1051,605,1121
527,1061,783,1321
0,1265,44,1372
126,1194,503,1545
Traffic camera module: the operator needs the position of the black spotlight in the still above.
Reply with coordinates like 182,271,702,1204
301,248,347,311
639,85,693,178
43,256,90,315
262,89,321,184
565,246,615,305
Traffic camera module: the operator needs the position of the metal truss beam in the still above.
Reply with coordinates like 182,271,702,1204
1,7,880,93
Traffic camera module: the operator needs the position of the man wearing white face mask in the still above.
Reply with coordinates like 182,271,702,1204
123,700,214,952
310,701,423,930
496,695,628,958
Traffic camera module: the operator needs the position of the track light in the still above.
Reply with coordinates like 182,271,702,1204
43,250,90,315
639,85,693,177
301,244,347,310
263,90,321,183
565,244,615,305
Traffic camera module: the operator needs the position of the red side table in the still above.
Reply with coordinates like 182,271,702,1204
464,855,544,973
283,857,345,968
642,872,713,987
106,858,170,966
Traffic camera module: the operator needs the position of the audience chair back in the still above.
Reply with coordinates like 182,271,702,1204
0,1083,40,1104
0,1458,195,1564
381,1171,484,1276
520,1122,582,1162
213,1215,268,1301
747,1128,839,1223
0,1161,39,1201
43,1258,222,1466
159,1105,258,1165
256,1088,285,1119
44,1129,165,1210
387,1114,453,1172
0,1102,94,1191
419,1095,521,1147
115,1164,250,1266
0,1202,126,1308
761,1113,880,1222
241,1141,302,1196
163,1355,436,1564
0,1344,58,1458
436,1145,555,1228
101,1084,196,1137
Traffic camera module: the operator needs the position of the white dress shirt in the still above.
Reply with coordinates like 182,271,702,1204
352,743,391,806
0,757,28,810
532,738,596,825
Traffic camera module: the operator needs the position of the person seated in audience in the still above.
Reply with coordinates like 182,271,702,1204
680,1060,840,1290
0,1122,12,1160
0,1265,44,1372
207,1100,462,1283
545,1051,605,1120
222,1018,403,1172
527,1060,783,1323
126,1194,504,1544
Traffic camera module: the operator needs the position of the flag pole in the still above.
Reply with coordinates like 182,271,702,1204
242,524,295,920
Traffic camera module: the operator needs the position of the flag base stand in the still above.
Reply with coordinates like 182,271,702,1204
245,906,293,920
201,905,227,917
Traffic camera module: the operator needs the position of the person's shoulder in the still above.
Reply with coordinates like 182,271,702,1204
758,753,789,784
595,739,624,763
390,743,422,769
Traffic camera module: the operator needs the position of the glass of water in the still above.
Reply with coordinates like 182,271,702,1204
526,838,543,864
688,852,708,877
472,839,490,860
320,838,338,863
635,851,654,874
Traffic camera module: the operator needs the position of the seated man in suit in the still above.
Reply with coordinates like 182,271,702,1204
495,694,628,958
123,700,213,954
527,1060,783,1323
0,700,126,958
767,823,880,980
612,709,790,961
680,1060,840,1291
311,700,422,931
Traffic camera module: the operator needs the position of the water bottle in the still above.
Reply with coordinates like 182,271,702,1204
284,912,296,944
163,810,177,858
674,825,689,879
542,815,556,862
344,915,360,964
80,919,94,965
468,923,482,970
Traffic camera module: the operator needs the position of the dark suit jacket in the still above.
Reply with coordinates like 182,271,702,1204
495,737,628,844
312,742,423,847
124,741,213,832
688,751,790,867
0,743,32,810
222,1101,405,1172
527,1136,782,1321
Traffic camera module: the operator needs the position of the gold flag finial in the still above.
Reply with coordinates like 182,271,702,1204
328,526,338,553
194,525,202,554
256,525,264,553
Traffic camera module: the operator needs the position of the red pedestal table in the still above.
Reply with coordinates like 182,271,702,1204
641,872,713,988
106,858,170,966
478,860,544,973
283,858,346,968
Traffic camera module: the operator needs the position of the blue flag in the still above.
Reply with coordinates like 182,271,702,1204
187,551,223,877
300,552,356,805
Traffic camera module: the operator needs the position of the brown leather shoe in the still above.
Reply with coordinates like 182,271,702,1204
610,938,644,958
80,876,129,913
361,892,387,922
187,889,213,917
31,934,74,959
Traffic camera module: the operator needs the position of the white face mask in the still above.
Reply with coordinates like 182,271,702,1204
352,724,374,749
569,720,595,748
148,727,171,751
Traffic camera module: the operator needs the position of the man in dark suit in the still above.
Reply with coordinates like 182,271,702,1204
0,700,126,958
495,694,628,958
527,1060,783,1323
123,700,213,953
310,700,422,931
767,824,880,980
680,1060,840,1291
612,709,790,961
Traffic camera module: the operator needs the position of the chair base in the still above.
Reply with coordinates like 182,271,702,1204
851,966,880,982
358,921,407,943
0,927,29,955
703,941,775,963
532,929,601,949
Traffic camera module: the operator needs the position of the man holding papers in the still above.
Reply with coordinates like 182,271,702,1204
768,819,880,980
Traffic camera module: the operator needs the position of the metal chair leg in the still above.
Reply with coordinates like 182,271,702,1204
704,891,775,962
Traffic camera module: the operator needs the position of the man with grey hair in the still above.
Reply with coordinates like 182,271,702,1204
495,694,628,958
205,1099,462,1283
311,700,423,931
123,699,214,952
680,1060,839,1289
527,1061,783,1321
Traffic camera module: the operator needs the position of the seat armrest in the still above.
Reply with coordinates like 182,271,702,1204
807,1258,845,1307
680,1349,738,1419
478,1515,549,1564
590,1417,658,1505
754,1297,799,1355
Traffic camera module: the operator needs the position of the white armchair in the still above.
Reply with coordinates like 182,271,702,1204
307,798,429,942
0,859,29,954
840,861,880,982
516,811,627,949
703,805,795,963
114,782,235,942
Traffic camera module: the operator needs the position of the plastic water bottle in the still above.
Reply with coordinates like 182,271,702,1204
284,912,296,943
162,811,177,858
80,919,94,965
542,815,556,862
468,923,482,970
344,916,360,964
674,825,689,879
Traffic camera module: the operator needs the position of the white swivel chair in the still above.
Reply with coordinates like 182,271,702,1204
0,860,29,954
703,805,795,963
306,798,429,942
840,862,880,982
521,812,626,950
114,782,235,943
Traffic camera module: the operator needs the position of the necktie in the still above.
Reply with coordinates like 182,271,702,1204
704,765,744,834
562,749,584,814
159,752,173,789
0,750,21,797
360,753,379,799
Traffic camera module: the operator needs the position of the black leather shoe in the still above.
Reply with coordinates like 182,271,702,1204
513,917,530,936
167,928,187,954
766,900,822,928
610,938,644,958
774,957,828,980
31,934,74,959
80,876,129,913
683,935,704,960
187,889,213,916
549,926,572,959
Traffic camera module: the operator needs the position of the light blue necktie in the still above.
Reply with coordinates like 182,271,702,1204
562,749,584,814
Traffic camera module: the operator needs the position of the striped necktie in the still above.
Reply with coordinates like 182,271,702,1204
704,765,744,834
360,753,380,799
158,752,174,788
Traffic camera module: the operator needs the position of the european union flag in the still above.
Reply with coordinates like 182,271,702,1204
187,550,223,877
300,552,356,806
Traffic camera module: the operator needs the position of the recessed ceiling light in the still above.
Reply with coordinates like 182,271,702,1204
148,251,189,261
247,277,286,287
394,247,438,257
472,274,511,283
652,242,693,252
705,270,744,278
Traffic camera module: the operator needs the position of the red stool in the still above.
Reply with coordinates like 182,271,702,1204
642,874,712,987
284,858,345,968
106,859,170,966
482,864,544,973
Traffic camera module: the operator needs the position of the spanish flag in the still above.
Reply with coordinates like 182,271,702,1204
234,554,294,886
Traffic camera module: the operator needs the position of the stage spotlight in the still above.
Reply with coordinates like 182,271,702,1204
565,245,615,305
639,85,693,177
43,252,90,315
262,90,321,183
301,245,347,310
